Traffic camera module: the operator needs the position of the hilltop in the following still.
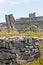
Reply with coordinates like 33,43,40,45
0,13,43,37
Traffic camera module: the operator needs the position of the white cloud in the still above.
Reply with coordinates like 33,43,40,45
8,1,19,5
0,0,5,4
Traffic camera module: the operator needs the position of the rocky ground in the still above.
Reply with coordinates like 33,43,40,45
0,36,41,65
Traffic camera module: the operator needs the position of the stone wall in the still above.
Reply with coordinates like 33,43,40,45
0,37,40,65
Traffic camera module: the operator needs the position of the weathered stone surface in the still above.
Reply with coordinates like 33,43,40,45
0,36,40,65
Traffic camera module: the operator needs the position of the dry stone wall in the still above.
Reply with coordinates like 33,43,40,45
0,37,40,65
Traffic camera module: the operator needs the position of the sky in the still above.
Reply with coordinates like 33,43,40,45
0,0,43,22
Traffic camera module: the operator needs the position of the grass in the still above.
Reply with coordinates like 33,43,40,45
21,59,43,65
20,31,43,37
29,59,43,65
0,29,19,37
0,28,43,37
0,30,43,37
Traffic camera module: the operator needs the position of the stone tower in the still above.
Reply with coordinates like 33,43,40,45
29,12,36,18
5,14,17,31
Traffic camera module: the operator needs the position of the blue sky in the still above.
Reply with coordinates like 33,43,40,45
0,0,43,22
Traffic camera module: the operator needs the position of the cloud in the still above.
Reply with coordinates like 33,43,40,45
0,0,5,4
8,1,19,5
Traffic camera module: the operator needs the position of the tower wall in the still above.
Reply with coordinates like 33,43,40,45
5,14,16,31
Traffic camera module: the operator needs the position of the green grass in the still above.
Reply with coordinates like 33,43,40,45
0,28,43,37
21,59,43,65
0,30,43,37
20,31,43,37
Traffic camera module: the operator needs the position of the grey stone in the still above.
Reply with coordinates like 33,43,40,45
5,42,9,48
8,43,13,49
0,36,40,64
1,41,6,48
29,46,34,49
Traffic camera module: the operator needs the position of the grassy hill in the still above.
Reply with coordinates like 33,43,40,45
15,17,43,31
